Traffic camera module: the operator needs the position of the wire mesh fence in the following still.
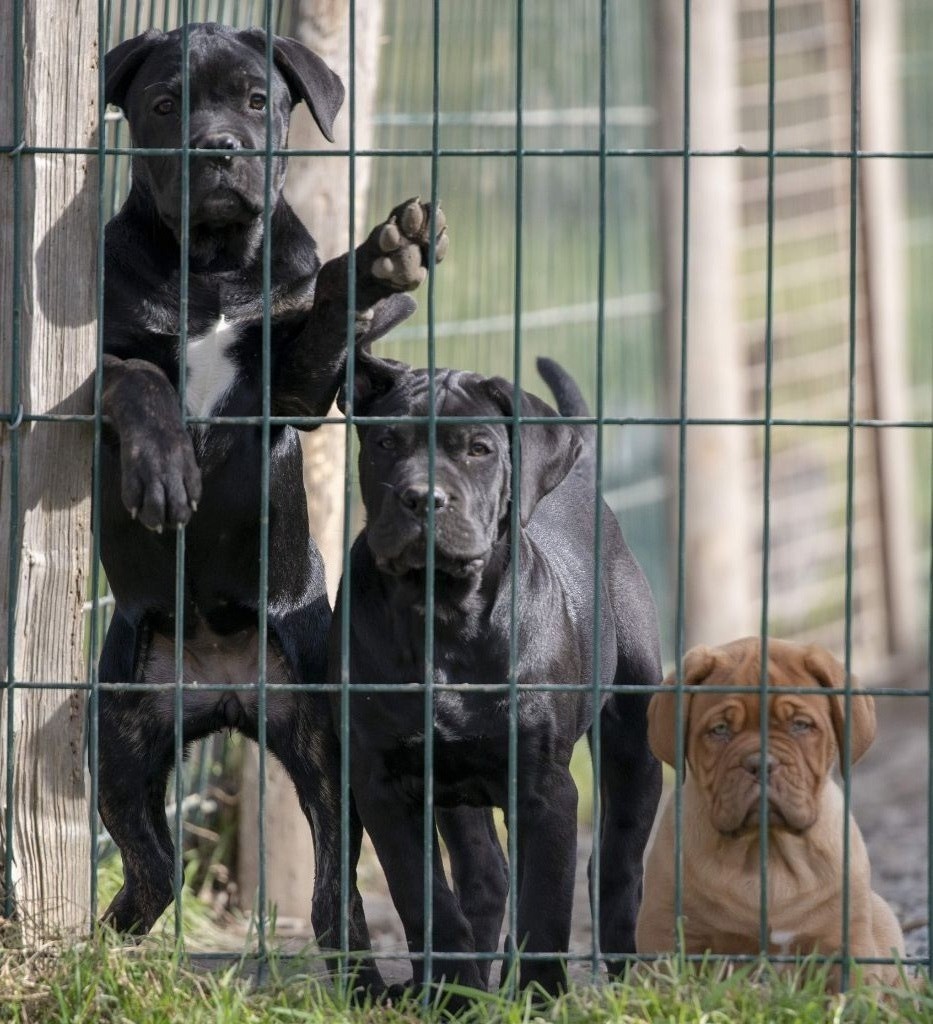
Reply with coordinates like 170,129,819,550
1,0,931,1001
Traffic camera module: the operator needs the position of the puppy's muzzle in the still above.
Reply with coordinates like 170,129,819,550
741,751,777,780
397,482,449,518
195,131,242,166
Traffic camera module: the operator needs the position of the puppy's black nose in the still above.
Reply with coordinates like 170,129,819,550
199,133,241,164
399,485,448,517
742,752,778,779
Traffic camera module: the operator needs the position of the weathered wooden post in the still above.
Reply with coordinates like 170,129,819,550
0,0,98,940
655,0,754,650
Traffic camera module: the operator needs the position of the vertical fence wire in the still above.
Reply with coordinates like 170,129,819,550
254,0,277,971
173,1,192,943
421,0,442,1001
757,0,777,957
505,0,524,996
672,0,692,951
588,0,608,983
339,0,358,987
88,0,110,930
928,473,932,980
840,0,863,991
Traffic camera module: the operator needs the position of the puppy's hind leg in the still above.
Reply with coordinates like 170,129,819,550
591,684,662,977
437,807,508,987
95,612,179,934
97,692,177,934
264,694,385,994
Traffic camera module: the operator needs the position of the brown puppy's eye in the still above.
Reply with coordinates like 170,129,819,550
790,718,813,735
249,92,267,111
468,439,492,457
708,722,731,740
153,98,175,115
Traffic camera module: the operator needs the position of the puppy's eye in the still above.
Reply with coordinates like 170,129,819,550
790,718,813,735
153,98,175,116
468,439,492,457
377,434,396,451
249,92,267,111
708,722,731,740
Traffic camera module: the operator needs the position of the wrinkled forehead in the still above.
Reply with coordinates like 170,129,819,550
128,29,285,104
689,668,832,726
367,369,505,422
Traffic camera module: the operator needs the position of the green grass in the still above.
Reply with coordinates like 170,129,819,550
1,933,930,1024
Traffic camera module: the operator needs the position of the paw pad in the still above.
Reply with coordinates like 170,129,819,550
370,198,448,292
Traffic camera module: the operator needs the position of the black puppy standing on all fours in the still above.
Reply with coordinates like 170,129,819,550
96,23,446,985
329,353,663,996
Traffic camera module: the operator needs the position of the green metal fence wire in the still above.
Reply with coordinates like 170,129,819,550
2,0,932,997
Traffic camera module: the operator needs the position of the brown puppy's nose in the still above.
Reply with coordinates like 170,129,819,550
742,752,778,779
399,484,448,517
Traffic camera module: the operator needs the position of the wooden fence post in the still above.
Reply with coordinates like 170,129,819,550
0,0,98,941
655,0,754,649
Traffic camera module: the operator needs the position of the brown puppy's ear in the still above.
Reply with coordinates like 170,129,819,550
647,645,720,767
483,378,582,527
804,645,876,767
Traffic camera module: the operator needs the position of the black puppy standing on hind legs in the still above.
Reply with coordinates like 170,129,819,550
329,353,663,998
95,23,446,985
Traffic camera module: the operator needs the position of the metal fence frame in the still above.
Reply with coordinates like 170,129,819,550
2,0,932,1002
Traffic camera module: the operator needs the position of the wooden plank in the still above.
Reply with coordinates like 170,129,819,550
0,0,98,940
859,0,918,656
655,0,755,649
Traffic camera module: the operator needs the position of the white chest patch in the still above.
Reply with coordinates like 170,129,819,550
770,929,797,953
184,315,240,421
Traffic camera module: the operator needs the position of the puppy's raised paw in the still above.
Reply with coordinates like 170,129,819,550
120,425,202,532
368,198,448,292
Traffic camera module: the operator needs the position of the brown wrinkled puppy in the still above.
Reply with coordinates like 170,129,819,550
636,637,904,986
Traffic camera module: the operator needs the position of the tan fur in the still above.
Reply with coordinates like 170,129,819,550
636,637,905,987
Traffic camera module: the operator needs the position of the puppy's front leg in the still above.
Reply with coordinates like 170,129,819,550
514,766,578,995
436,806,509,987
101,354,202,530
272,200,447,421
351,779,485,995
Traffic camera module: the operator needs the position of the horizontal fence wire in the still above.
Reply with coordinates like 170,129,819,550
6,144,933,158
1,0,931,995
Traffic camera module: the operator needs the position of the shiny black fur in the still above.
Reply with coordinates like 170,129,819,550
329,355,663,998
97,23,442,988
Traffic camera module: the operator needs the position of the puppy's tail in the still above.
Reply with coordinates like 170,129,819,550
535,357,594,447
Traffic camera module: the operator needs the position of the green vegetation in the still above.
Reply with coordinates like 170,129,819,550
1,934,930,1024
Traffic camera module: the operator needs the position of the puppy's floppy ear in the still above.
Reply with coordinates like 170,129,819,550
483,378,582,527
337,346,410,416
239,30,344,142
804,645,876,767
647,645,720,768
105,29,165,111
